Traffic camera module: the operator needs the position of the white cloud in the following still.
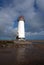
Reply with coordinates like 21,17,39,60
26,31,44,37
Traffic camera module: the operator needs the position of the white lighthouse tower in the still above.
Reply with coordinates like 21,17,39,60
16,16,25,40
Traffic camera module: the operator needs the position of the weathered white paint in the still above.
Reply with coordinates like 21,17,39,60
18,20,25,39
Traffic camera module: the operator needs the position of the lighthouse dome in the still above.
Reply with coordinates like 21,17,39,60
18,16,25,21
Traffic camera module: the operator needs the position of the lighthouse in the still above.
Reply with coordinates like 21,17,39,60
16,16,25,40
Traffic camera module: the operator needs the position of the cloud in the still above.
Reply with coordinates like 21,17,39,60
26,31,44,40
0,7,18,38
26,31,44,36
0,0,44,39
37,0,44,12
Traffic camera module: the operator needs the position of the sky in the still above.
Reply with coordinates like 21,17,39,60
0,0,44,40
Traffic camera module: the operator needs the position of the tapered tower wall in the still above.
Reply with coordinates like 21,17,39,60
16,16,25,40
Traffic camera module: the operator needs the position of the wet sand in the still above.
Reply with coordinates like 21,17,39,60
0,41,44,65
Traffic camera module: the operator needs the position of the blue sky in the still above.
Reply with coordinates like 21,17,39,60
0,0,44,40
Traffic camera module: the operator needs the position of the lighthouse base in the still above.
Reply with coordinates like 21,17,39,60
16,36,25,41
